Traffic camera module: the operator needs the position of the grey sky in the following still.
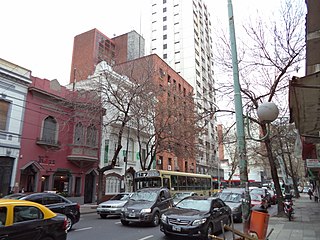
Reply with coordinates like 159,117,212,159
1,0,281,85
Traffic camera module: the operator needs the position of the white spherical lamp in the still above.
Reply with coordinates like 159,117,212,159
257,102,279,123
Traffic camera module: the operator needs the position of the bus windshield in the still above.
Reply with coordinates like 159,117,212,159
135,177,162,189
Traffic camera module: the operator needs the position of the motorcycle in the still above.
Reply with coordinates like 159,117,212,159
283,194,294,221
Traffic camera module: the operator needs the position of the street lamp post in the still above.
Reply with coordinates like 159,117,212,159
227,0,250,233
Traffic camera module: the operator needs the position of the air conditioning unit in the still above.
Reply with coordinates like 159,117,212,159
168,165,172,170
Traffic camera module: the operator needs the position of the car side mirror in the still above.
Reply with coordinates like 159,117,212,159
212,207,219,212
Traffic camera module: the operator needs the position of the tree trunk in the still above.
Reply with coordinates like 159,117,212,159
262,124,284,215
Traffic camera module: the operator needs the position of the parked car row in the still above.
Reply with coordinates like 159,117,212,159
98,187,232,239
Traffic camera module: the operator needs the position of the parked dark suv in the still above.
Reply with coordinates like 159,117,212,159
4,192,80,231
121,188,173,226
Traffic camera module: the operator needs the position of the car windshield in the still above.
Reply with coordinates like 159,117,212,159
2,193,25,199
111,194,131,201
173,193,192,199
130,191,157,201
250,194,262,201
218,193,230,201
224,193,242,203
251,189,264,195
176,199,211,212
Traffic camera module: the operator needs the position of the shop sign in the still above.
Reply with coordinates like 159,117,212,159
306,159,320,168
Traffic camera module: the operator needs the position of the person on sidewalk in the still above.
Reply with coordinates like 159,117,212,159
308,188,313,200
313,187,319,202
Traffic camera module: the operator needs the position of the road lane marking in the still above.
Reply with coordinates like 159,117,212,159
74,227,93,232
138,235,154,240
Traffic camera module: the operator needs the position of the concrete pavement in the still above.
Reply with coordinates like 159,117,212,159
79,193,320,239
267,193,320,240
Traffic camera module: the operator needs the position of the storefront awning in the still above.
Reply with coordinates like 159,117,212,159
289,72,320,142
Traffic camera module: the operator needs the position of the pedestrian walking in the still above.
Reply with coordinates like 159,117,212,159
308,188,313,200
313,187,319,202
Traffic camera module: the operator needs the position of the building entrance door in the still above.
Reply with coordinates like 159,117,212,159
0,157,14,197
84,171,95,203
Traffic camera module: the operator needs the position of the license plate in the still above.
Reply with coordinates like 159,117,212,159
172,226,181,232
129,212,135,217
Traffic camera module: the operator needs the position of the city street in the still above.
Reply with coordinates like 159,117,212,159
68,205,277,240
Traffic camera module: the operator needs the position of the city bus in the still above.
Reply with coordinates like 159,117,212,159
134,170,213,196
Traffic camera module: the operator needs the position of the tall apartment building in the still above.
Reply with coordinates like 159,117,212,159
147,0,217,175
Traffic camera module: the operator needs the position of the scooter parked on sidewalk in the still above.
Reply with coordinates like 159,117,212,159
283,193,294,221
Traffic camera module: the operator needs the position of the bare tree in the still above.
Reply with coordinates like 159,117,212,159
213,0,306,214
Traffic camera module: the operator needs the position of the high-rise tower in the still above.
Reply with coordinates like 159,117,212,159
147,0,217,175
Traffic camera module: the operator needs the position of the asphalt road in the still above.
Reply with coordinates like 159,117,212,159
67,205,276,240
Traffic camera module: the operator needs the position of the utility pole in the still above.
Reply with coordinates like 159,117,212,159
227,0,250,234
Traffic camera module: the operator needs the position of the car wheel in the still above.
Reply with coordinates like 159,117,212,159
66,215,74,231
151,212,160,227
205,223,214,240
100,214,107,219
121,219,129,226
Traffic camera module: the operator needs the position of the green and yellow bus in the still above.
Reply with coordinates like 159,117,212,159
134,170,212,196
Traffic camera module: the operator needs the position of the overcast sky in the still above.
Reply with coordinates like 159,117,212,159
1,0,281,86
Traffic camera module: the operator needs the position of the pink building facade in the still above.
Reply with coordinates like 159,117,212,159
15,77,102,203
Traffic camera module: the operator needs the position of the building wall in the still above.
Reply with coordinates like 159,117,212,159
70,28,116,83
16,77,100,203
148,0,217,174
306,0,320,74
113,30,145,64
0,58,31,196
115,54,196,173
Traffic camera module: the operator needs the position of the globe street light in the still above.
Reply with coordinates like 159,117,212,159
247,102,279,142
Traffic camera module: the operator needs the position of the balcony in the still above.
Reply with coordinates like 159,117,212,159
67,145,99,168
36,137,61,149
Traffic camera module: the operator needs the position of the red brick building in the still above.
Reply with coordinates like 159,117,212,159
69,28,197,173
16,77,102,203
70,28,144,83
115,54,197,172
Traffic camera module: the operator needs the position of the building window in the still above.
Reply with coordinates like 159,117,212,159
163,34,167,40
86,124,97,147
0,99,10,131
163,0,166,3
74,122,84,144
163,16,167,21
163,44,167,49
42,116,58,144
163,53,167,59
163,7,167,12
163,25,167,31
106,176,120,193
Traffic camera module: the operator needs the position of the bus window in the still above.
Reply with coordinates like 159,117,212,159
178,176,187,190
171,175,178,190
163,178,170,189
187,177,196,190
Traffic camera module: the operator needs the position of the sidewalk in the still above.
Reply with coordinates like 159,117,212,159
267,193,320,240
80,203,98,215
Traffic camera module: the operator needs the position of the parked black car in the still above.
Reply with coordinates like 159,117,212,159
121,188,173,226
160,196,232,239
3,192,80,231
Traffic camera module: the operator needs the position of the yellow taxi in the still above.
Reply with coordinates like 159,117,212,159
0,199,67,240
